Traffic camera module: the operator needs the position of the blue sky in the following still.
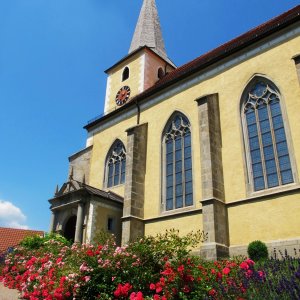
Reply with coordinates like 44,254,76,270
0,0,299,231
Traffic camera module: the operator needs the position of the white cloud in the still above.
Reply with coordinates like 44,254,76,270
0,200,28,229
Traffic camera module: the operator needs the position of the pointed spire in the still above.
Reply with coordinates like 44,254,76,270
129,0,168,61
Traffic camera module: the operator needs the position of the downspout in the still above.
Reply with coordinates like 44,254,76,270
135,99,141,125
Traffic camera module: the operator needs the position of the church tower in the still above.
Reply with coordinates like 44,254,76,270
103,0,176,114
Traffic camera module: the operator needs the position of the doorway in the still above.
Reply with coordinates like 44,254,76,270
64,215,77,242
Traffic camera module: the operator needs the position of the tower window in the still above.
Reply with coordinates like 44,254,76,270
158,67,164,79
163,113,193,211
122,67,129,81
242,79,294,191
106,140,126,188
107,217,114,231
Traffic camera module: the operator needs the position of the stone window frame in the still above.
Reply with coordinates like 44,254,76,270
104,139,127,188
122,66,130,82
160,111,195,214
240,75,298,196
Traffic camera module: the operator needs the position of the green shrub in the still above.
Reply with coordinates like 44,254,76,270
93,229,116,247
247,240,268,261
20,232,70,250
19,234,44,249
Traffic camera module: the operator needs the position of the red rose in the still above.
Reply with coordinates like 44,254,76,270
239,262,249,270
216,272,222,281
245,259,255,266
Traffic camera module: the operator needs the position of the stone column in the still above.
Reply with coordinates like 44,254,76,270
196,94,229,260
122,123,148,245
49,211,56,233
74,202,84,243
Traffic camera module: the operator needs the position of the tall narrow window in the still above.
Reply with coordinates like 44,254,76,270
243,79,293,191
106,141,126,188
122,67,129,81
163,113,193,211
158,67,164,79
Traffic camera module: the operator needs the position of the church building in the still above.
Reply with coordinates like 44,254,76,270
49,0,300,259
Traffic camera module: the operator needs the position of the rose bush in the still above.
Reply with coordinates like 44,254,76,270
1,231,299,299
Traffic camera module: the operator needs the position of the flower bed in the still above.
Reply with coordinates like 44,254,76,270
0,231,300,299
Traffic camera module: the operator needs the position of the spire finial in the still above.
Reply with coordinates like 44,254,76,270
69,167,73,180
129,0,168,60
55,184,59,196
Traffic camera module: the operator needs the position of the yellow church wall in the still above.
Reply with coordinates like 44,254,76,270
139,90,202,219
144,213,203,238
139,35,300,221
218,36,300,201
159,35,300,203
228,192,300,246
88,114,136,193
106,52,143,113
88,32,300,244
93,204,123,245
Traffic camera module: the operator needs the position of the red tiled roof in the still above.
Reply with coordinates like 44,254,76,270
0,227,44,253
85,4,300,130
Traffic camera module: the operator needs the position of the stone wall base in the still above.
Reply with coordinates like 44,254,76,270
121,217,144,245
230,237,300,258
200,242,229,260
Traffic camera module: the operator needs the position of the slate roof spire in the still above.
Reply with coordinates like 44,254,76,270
129,0,169,61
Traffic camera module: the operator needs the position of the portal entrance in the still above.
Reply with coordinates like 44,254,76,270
64,215,77,242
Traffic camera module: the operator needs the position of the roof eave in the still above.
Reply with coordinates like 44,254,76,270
104,46,175,74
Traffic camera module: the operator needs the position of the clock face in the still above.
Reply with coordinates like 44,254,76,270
115,86,131,106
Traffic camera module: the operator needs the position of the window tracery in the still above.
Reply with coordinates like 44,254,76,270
106,141,126,188
163,114,193,211
243,80,293,191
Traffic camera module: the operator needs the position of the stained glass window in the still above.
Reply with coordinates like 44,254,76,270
164,114,193,210
243,81,293,191
107,141,126,188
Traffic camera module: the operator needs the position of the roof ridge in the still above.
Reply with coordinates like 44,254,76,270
162,4,300,81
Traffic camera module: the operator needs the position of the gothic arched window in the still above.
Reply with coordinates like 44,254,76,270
122,67,129,81
242,79,294,191
106,140,126,188
163,113,193,211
